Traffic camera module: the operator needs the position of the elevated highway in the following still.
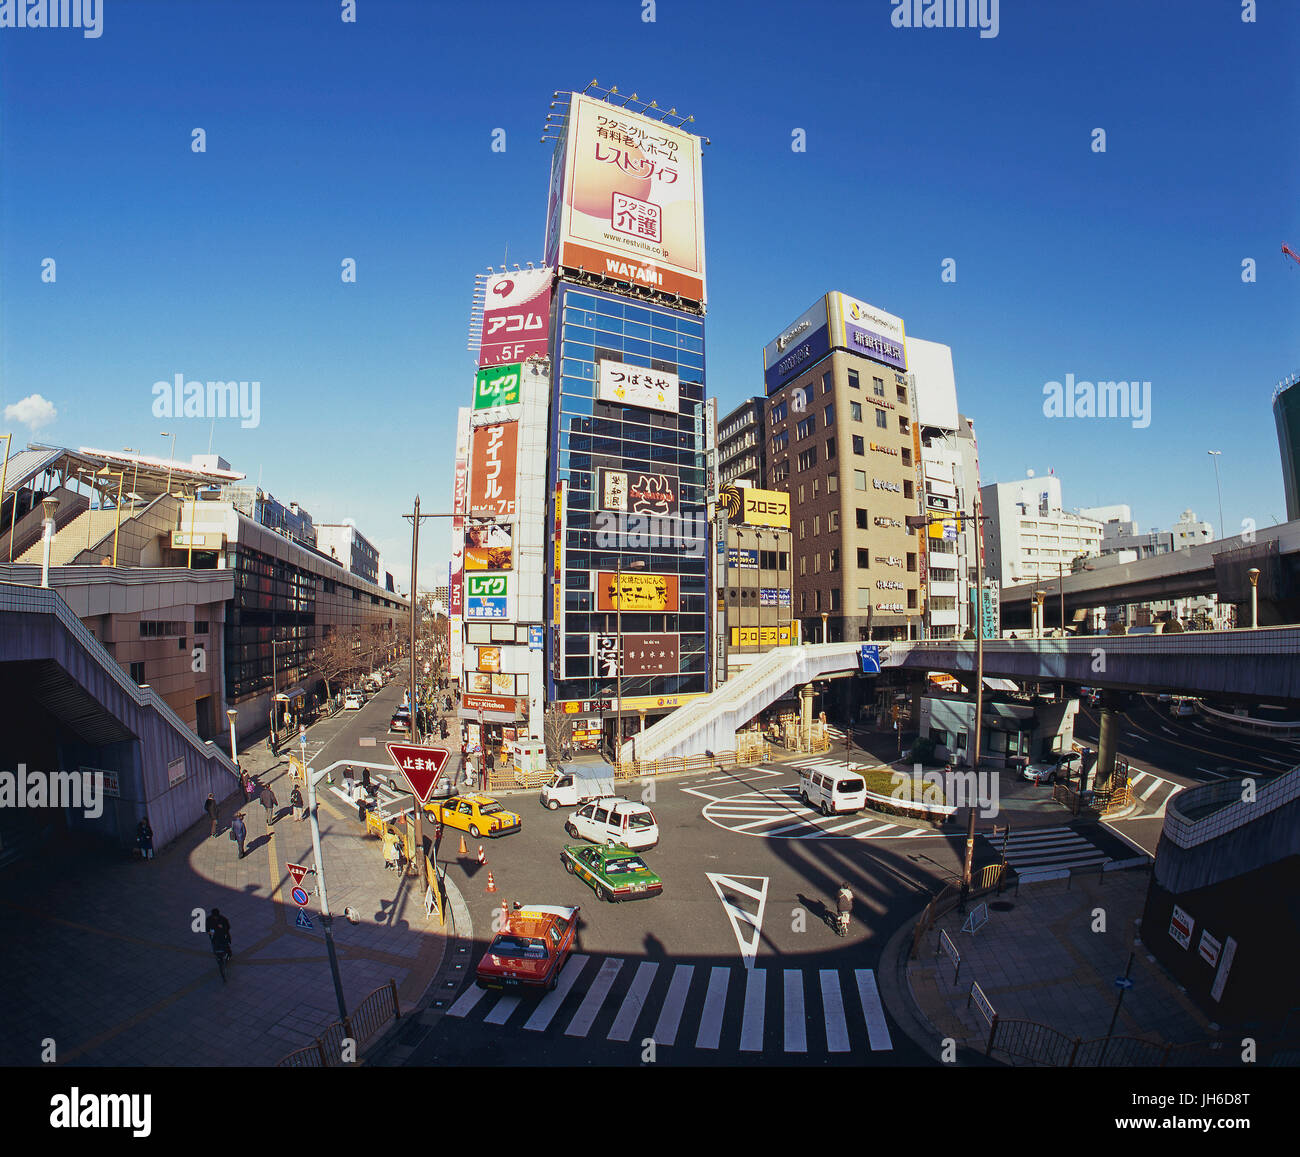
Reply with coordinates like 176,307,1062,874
631,629,1300,766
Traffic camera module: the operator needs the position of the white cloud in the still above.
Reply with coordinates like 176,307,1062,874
5,393,58,431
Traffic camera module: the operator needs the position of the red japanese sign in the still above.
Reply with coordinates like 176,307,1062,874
469,421,518,516
385,744,451,805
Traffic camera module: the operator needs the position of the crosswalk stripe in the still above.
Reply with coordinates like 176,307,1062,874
739,968,767,1052
783,970,807,1053
483,994,522,1024
817,815,888,836
1139,777,1165,801
855,970,893,1050
694,967,730,1050
606,961,659,1042
522,953,590,1031
819,970,851,1053
446,984,489,1018
651,964,694,1047
564,957,624,1038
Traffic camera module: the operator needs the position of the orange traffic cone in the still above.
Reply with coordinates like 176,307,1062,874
477,845,486,866
458,835,468,856
486,871,497,893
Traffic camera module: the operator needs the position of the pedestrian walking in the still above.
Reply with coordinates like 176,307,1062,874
290,783,304,821
343,764,356,800
231,813,248,858
136,817,154,860
205,793,219,838
357,795,368,824
485,747,496,775
361,768,374,800
260,782,279,829
244,774,257,803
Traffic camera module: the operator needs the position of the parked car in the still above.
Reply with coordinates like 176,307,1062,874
389,708,410,734
561,843,663,903
541,764,617,810
344,690,364,710
475,904,579,991
1023,751,1082,785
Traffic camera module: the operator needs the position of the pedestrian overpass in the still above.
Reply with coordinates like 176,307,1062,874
628,628,1300,763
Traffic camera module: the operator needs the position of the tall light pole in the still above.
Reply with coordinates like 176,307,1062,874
306,764,350,1027
909,502,989,897
1207,451,1224,542
0,432,12,565
40,497,60,587
122,448,141,513
226,708,239,772
97,467,125,566
161,432,177,499
1248,567,1260,629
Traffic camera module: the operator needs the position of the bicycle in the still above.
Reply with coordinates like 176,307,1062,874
835,911,850,938
211,935,233,982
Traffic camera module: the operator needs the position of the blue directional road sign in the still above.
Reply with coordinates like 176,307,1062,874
859,644,881,674
295,909,314,930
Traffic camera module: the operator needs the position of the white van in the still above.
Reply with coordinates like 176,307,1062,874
798,767,867,816
344,690,364,710
565,797,660,850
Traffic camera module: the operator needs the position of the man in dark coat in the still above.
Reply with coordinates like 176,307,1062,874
260,782,279,829
231,813,248,858
205,793,219,838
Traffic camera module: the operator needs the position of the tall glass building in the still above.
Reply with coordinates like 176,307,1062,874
546,283,709,746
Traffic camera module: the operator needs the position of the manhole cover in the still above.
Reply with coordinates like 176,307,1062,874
989,901,1015,912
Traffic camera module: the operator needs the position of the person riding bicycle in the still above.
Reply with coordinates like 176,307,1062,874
208,908,233,957
836,883,853,935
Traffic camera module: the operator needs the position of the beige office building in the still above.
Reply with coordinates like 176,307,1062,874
762,293,923,642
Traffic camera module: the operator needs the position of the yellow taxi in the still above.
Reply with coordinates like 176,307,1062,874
425,794,521,839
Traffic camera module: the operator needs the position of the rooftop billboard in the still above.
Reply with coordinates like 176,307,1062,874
479,269,553,367
763,298,831,394
828,292,906,371
546,92,706,305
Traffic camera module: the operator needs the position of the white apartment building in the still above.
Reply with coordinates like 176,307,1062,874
981,474,1103,588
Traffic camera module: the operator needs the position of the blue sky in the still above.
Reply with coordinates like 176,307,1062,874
3,0,1297,590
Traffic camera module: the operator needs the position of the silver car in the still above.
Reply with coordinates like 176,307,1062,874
1023,751,1081,785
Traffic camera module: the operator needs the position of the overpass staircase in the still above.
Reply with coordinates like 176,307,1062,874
628,642,872,762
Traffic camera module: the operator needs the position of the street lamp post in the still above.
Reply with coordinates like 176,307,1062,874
97,467,125,566
821,611,829,644
306,764,350,1028
909,501,989,897
161,432,177,499
40,497,60,587
1208,451,1224,541
1248,567,1260,629
226,709,239,772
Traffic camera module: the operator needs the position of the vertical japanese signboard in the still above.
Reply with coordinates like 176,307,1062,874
449,408,471,677
469,421,518,516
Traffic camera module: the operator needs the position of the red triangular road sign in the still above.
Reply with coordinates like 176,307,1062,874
385,744,451,804
286,862,310,887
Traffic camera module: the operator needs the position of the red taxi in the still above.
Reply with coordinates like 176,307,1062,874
475,904,580,992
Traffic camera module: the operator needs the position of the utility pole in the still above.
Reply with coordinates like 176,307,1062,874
306,764,350,1028
1207,451,1224,542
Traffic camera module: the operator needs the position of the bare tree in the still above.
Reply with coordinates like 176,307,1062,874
543,705,571,765
311,626,362,700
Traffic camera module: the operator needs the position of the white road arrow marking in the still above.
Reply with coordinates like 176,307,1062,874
706,872,769,969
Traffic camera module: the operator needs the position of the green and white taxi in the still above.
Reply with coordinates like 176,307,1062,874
560,843,663,903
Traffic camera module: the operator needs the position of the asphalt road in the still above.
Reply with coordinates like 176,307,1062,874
395,745,983,1067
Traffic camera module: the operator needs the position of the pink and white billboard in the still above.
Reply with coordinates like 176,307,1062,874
479,268,553,367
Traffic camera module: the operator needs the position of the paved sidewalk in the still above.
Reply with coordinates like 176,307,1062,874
891,869,1216,1064
0,726,451,1067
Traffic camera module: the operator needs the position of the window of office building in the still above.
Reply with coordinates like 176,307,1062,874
800,556,807,576
829,548,839,571
875,410,887,429
903,480,913,499
848,369,859,390
831,588,841,611
812,477,820,498
825,437,836,460
899,416,910,434
850,401,862,422
827,473,837,493
797,448,817,471
814,553,821,574
829,510,839,532
857,548,869,567
772,401,787,423
853,435,865,455
873,376,885,396
857,587,869,610
856,508,867,529
822,371,833,395
824,403,835,426
854,470,866,490
814,590,822,611
796,417,815,440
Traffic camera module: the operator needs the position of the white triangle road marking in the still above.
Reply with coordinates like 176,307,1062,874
706,873,769,968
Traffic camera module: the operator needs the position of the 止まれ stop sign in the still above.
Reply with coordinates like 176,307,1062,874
385,743,451,804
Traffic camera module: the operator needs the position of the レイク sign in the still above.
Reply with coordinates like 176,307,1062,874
473,364,521,410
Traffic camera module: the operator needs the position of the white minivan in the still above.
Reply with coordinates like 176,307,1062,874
798,767,867,816
565,797,660,850
344,690,364,711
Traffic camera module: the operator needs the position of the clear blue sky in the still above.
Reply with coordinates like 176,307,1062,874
3,0,1297,590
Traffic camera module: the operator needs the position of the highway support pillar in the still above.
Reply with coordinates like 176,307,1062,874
1093,706,1119,793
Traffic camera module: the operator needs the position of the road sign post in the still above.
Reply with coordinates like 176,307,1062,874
386,742,452,891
